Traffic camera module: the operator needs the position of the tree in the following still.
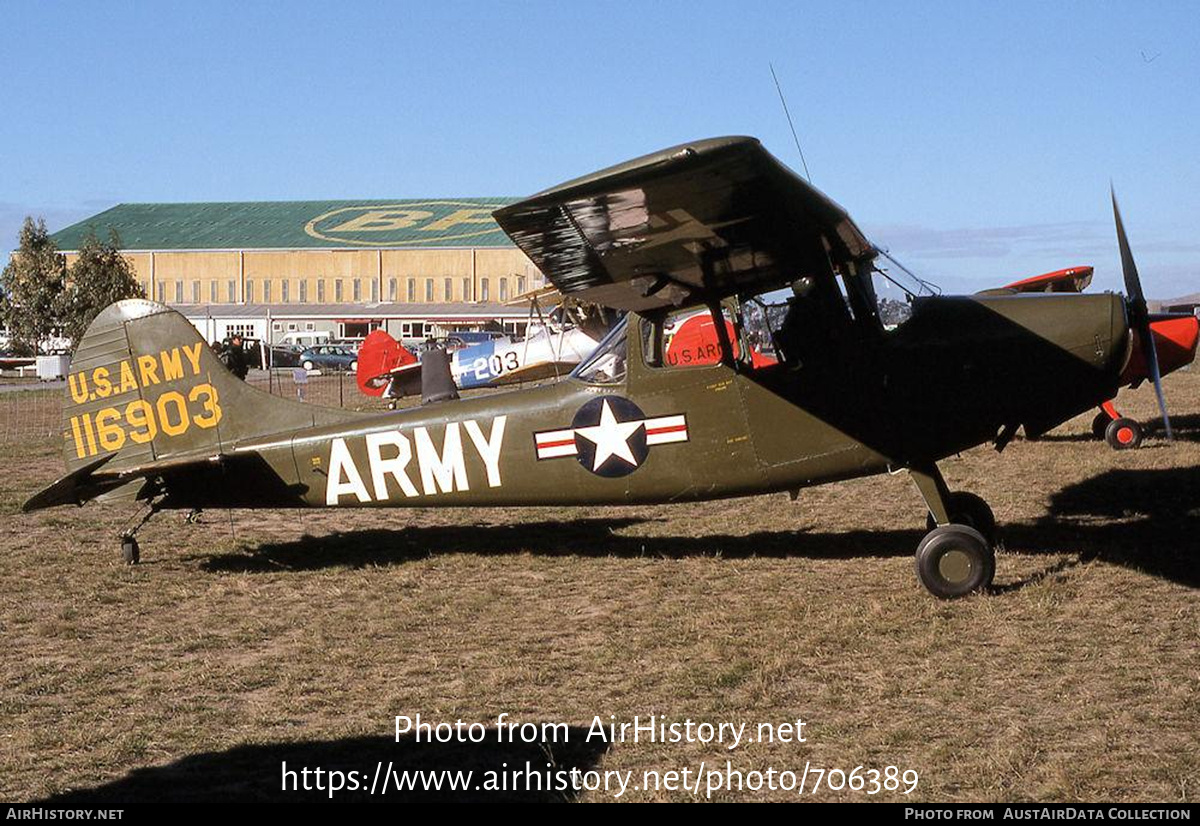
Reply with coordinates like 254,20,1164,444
0,217,66,354
57,228,145,347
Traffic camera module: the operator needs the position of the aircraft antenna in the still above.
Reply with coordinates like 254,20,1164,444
770,62,812,183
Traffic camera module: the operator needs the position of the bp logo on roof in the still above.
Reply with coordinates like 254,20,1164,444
304,201,510,247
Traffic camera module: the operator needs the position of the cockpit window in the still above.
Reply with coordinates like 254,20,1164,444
572,314,627,383
868,251,940,331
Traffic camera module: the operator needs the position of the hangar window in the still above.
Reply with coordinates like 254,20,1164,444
334,279,343,302
462,277,470,301
174,281,183,303
299,280,308,303
227,280,236,302
246,280,255,303
370,280,378,302
516,276,526,296
263,281,272,303
157,281,165,301
499,278,509,302
317,280,326,303
388,278,397,302
209,281,218,303
480,278,490,302
444,278,452,301
407,278,416,302
353,279,362,302
281,280,290,303
425,279,433,302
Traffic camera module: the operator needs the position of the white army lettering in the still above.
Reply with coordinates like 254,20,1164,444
326,416,507,504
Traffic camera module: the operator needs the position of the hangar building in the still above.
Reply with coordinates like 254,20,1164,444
50,199,544,345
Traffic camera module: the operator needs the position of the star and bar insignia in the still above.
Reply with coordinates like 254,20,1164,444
534,396,689,478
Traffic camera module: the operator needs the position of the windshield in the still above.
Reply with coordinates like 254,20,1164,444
571,314,627,383
869,250,940,330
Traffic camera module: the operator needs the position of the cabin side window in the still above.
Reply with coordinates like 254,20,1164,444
573,315,628,384
641,304,777,371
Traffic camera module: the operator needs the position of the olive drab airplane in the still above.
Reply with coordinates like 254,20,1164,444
985,266,1198,449
25,136,1177,599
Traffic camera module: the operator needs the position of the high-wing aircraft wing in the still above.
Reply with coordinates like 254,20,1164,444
492,136,874,311
1003,266,1094,293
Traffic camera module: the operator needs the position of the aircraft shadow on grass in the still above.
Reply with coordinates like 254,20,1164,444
201,467,1198,592
31,729,608,804
200,517,926,573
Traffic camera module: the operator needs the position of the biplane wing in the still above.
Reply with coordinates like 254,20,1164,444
492,136,874,311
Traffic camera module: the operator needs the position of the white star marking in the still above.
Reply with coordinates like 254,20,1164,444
574,400,645,471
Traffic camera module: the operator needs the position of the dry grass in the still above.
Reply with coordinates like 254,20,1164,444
0,371,1197,802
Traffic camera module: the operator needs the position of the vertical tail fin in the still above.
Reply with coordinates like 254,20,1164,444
62,299,352,474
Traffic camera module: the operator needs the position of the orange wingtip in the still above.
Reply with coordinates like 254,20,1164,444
1004,266,1095,293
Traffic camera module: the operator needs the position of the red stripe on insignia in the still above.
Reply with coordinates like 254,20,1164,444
645,425,687,436
539,437,576,449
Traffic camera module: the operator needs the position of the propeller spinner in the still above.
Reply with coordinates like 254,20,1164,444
1111,188,1173,440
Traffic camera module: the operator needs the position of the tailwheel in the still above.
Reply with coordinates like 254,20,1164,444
1091,411,1112,440
915,525,995,599
1104,417,1142,450
117,500,160,565
926,491,996,545
121,535,140,565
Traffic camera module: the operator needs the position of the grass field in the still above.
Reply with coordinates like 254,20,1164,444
1,372,1196,802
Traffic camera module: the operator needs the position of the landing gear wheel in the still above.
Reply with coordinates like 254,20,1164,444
121,536,140,565
1092,411,1112,441
915,525,994,599
1105,417,1142,450
926,491,997,545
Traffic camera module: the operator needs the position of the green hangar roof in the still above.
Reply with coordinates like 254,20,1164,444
51,198,520,251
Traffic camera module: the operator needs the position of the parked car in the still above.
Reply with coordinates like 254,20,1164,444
449,330,509,346
266,344,303,369
299,345,358,372
280,331,332,349
329,338,364,353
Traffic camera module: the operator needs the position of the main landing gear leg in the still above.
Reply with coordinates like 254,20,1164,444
908,463,996,599
119,501,161,565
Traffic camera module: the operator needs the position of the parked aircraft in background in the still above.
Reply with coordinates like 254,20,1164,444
356,300,616,400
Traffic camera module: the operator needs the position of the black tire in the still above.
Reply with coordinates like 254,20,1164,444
1105,417,1142,450
915,525,994,599
121,536,140,565
1092,411,1112,441
926,491,997,544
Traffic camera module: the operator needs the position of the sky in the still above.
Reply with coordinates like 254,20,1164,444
1,0,1197,298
